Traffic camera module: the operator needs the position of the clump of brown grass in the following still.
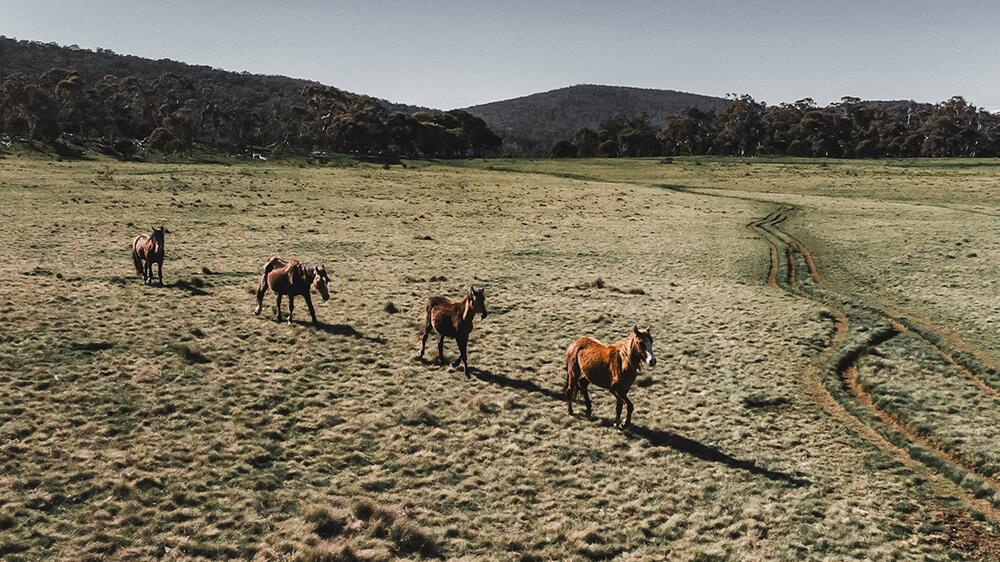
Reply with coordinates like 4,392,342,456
305,505,352,539
170,343,211,364
297,541,358,562
293,499,441,560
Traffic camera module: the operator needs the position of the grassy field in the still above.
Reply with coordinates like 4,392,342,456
0,154,998,560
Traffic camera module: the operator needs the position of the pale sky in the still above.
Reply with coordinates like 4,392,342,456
3,0,999,111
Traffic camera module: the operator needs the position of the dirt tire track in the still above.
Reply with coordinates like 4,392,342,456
798,309,1000,525
749,207,1000,526
844,365,1000,492
888,313,1000,400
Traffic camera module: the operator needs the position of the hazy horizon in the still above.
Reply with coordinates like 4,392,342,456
4,0,1000,111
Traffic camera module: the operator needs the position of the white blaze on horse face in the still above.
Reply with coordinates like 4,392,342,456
316,277,330,301
643,335,656,367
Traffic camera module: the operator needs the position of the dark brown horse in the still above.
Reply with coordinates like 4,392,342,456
419,286,487,376
132,226,167,285
565,326,656,430
254,257,330,324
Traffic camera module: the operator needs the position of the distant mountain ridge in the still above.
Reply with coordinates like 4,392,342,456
461,84,728,153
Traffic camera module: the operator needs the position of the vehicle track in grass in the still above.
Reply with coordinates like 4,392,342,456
474,165,1000,542
749,207,1000,525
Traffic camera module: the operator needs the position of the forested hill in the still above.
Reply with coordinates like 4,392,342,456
0,36,500,159
462,84,728,154
0,37,425,115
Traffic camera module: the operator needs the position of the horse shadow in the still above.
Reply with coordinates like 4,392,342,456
472,367,565,401
296,320,386,344
471,367,809,488
145,280,212,296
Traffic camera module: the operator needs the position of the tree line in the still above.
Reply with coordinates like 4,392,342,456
550,95,1000,158
0,37,501,160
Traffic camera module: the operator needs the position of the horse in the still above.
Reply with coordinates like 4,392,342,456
565,326,656,430
254,257,330,324
132,226,167,285
418,286,488,376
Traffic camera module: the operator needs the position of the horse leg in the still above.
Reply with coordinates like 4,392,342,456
622,394,635,429
451,334,464,368
455,335,470,377
614,396,624,429
580,379,593,418
156,258,163,285
437,335,446,365
303,292,318,324
143,258,151,284
275,294,283,322
287,295,295,324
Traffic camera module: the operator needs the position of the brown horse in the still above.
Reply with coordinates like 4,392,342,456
254,257,330,324
565,326,656,430
418,286,488,376
132,226,167,285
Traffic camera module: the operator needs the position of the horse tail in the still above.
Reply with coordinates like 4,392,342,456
131,237,143,277
255,257,279,315
417,298,433,340
565,341,582,395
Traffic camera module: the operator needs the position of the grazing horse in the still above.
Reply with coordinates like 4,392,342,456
254,257,330,324
565,326,656,430
132,226,167,285
419,286,488,376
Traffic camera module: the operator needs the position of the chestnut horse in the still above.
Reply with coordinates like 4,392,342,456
254,257,330,324
419,286,487,376
565,326,656,430
132,226,167,285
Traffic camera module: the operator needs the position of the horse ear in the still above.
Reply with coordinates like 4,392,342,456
633,325,640,335
645,325,651,333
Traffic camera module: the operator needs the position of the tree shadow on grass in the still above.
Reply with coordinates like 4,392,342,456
472,367,810,488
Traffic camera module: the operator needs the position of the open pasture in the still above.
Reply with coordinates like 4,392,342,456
1,155,999,560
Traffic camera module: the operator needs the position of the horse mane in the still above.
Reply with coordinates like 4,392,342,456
461,291,475,323
296,262,317,282
618,333,644,374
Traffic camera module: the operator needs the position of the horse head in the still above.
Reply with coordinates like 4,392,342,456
313,265,331,302
468,286,487,319
632,325,656,367
150,226,167,248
